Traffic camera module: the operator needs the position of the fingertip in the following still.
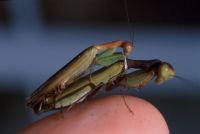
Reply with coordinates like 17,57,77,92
19,95,169,134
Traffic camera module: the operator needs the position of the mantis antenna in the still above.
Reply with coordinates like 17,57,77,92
116,0,135,115
123,0,134,70
124,0,134,44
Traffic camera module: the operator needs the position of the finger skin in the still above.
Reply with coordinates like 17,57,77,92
19,95,169,134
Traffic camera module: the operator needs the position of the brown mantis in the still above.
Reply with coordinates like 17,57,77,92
26,40,175,114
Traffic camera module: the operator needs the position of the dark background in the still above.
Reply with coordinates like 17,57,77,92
40,0,200,24
0,0,200,133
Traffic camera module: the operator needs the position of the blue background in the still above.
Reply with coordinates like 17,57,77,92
0,0,200,133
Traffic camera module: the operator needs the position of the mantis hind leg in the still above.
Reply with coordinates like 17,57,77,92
119,88,134,115
79,82,105,101
61,82,105,112
57,83,103,118
104,77,134,115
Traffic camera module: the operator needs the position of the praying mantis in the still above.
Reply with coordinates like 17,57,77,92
26,40,175,114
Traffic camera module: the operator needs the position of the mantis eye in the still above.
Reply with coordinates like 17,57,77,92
155,63,175,85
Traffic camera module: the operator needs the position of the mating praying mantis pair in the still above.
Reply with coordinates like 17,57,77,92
26,40,175,114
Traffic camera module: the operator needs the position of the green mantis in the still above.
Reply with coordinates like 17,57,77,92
26,40,175,114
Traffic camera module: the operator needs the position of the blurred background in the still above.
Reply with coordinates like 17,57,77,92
0,0,200,133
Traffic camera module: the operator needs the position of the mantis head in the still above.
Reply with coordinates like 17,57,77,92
155,62,175,85
123,42,134,57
